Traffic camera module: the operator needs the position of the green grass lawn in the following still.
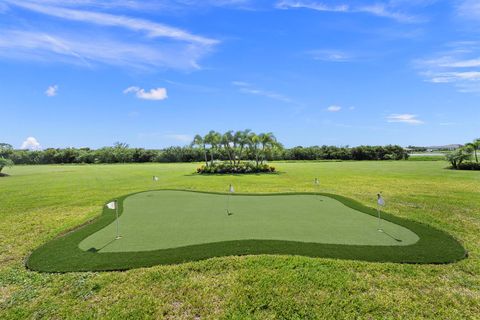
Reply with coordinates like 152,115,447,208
1,161,479,318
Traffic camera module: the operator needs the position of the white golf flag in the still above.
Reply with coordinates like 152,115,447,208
377,195,385,207
106,201,116,210
314,178,319,185
153,176,159,181
229,184,235,193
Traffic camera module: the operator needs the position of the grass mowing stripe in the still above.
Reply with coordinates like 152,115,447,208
26,190,467,272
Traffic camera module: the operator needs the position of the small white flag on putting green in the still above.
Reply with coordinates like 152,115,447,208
229,184,235,193
314,178,319,185
153,176,159,181
106,201,116,210
377,194,385,207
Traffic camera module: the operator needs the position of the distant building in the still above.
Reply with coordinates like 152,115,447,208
426,144,463,152
405,144,462,153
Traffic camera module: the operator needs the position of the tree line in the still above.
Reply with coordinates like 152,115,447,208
0,136,409,166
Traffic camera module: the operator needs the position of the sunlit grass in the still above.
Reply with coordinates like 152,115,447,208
1,161,479,318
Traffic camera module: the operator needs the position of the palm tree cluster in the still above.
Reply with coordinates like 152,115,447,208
465,138,480,163
446,138,480,170
191,130,282,167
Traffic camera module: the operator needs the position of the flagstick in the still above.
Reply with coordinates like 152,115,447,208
115,200,121,240
376,193,384,233
226,193,230,215
377,204,382,232
226,184,234,215
314,178,322,201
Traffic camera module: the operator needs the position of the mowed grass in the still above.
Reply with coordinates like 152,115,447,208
0,161,479,319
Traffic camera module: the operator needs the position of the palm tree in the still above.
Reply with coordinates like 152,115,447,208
446,148,471,169
465,139,480,163
204,130,221,165
222,130,235,165
0,157,13,174
258,132,277,164
191,134,208,166
247,132,261,166
234,129,251,166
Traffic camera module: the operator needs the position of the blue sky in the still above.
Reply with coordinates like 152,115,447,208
0,0,479,149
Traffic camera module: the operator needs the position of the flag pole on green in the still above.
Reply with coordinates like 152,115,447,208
106,200,121,240
226,184,234,215
376,193,385,232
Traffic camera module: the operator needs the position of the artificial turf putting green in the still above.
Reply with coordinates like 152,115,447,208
80,191,419,253
27,190,466,272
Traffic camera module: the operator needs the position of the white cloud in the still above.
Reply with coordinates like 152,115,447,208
232,81,293,103
428,71,480,83
386,114,424,125
232,81,250,87
0,30,210,70
0,1,218,70
416,41,480,93
275,1,421,23
45,84,58,97
438,58,480,68
6,1,217,46
327,105,342,112
308,49,352,62
276,1,348,12
21,137,42,150
457,0,480,20
124,86,168,100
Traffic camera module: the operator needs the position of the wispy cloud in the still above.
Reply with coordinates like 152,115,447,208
456,0,480,20
416,41,480,93
21,136,42,150
0,29,211,70
232,81,294,103
124,87,168,100
275,1,423,23
0,1,218,70
308,49,352,62
6,1,217,45
45,84,58,97
386,114,424,125
327,105,342,112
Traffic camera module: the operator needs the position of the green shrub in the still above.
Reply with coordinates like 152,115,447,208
197,162,275,174
456,162,480,170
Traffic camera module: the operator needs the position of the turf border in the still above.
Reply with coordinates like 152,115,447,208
26,190,467,272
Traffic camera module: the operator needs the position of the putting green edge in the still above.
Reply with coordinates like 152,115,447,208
26,190,467,272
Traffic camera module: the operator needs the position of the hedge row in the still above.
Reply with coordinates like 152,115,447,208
0,144,409,165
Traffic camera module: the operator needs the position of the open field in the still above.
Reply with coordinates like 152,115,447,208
1,161,479,318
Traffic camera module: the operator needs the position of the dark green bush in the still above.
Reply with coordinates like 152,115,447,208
197,162,275,174
455,162,480,170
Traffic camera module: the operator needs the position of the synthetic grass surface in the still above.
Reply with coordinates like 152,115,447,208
1,161,478,319
27,189,463,272
80,191,419,252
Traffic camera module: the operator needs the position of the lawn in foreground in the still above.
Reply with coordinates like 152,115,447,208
1,162,479,319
